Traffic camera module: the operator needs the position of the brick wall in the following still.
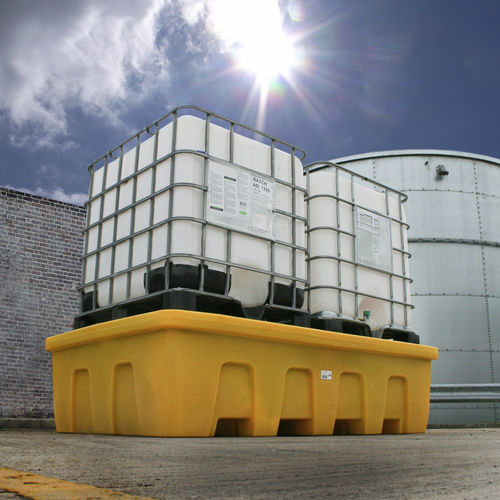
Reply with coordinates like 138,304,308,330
0,188,86,418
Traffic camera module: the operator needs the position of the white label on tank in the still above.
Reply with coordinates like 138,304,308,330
321,370,332,381
355,207,392,271
207,160,275,239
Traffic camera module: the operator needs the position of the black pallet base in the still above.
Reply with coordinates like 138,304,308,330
380,328,420,344
76,263,309,329
262,306,309,327
74,288,310,330
74,289,244,329
310,316,372,337
244,304,310,327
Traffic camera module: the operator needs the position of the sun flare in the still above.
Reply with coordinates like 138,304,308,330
234,30,298,87
207,0,307,128
209,0,300,88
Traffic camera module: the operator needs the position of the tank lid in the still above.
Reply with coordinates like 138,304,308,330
331,149,500,166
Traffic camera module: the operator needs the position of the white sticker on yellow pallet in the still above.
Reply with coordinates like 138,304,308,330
207,160,275,239
321,370,332,380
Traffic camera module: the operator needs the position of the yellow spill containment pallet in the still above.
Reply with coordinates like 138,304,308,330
46,310,438,437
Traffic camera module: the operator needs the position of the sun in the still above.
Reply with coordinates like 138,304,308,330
209,0,300,88
234,30,298,87
207,0,305,128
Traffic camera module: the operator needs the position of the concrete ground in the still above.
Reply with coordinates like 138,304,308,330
0,428,499,499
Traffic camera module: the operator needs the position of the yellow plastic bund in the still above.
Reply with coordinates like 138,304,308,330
46,310,438,437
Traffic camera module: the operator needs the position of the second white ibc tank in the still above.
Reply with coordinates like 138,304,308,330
306,163,412,332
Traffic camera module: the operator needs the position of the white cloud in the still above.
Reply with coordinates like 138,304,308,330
0,0,285,149
180,0,283,48
4,185,87,206
0,0,170,148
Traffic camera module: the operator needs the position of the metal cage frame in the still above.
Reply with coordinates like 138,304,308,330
305,161,414,334
76,105,309,327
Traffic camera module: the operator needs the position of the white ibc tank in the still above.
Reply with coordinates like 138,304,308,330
82,108,307,309
307,163,412,332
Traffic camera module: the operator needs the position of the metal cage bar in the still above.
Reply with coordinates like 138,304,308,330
92,155,108,310
125,136,141,301
291,147,298,308
400,193,410,328
80,164,94,308
165,111,178,289
385,188,395,326
145,124,160,294
108,145,124,305
351,173,359,319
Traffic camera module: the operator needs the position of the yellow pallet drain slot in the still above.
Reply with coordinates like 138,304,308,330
46,310,438,437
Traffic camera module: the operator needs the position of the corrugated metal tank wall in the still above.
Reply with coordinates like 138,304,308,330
330,150,499,425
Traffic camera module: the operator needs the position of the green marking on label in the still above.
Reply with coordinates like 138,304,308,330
224,176,237,182
239,210,247,215
210,205,223,212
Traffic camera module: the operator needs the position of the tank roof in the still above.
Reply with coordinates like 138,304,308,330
331,149,500,166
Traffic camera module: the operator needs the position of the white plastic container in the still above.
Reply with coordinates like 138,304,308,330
82,109,306,310
307,164,411,332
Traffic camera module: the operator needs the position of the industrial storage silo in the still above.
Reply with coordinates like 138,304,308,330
329,150,500,425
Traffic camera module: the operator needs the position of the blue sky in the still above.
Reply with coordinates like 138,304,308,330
1,0,499,205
